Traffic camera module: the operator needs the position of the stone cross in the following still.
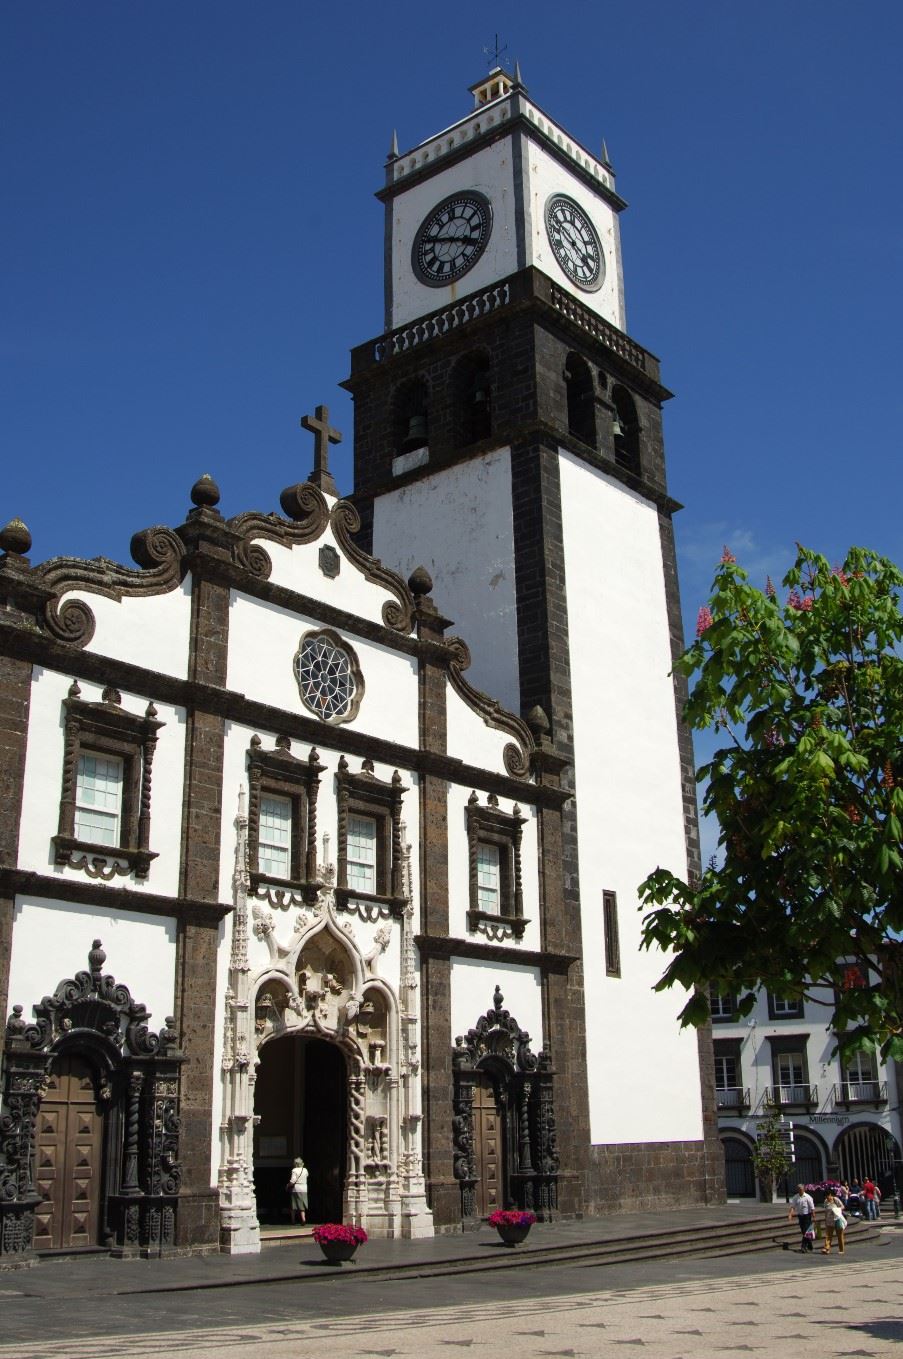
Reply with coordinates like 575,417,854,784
300,405,341,496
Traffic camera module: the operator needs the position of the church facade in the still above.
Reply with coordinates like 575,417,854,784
0,69,722,1264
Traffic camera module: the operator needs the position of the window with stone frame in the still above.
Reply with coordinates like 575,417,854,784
602,889,621,977
336,757,406,908
247,735,324,893
708,984,737,1022
54,681,163,879
767,992,805,1020
465,793,527,942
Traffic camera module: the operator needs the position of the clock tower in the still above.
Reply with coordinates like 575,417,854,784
345,69,723,1221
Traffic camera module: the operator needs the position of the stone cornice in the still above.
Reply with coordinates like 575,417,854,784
415,933,578,974
0,868,232,926
0,620,570,810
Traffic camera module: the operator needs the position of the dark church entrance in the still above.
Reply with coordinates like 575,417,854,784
253,1036,347,1225
33,1053,105,1250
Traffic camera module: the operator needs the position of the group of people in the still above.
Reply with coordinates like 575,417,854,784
788,1176,882,1255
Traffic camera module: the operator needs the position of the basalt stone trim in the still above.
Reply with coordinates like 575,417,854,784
419,954,458,1227
657,512,702,888
174,571,230,1248
415,934,577,972
0,868,230,925
0,655,32,1023
585,1139,715,1213
696,1021,727,1202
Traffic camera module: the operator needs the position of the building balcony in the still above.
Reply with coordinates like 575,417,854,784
764,1084,819,1112
832,1081,888,1109
715,1086,751,1113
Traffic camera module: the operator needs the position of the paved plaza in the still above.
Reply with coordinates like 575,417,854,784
0,1222,900,1358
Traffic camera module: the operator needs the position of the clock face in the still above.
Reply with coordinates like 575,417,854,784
412,191,492,287
544,195,605,292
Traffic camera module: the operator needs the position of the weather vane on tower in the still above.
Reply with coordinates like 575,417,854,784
482,34,509,69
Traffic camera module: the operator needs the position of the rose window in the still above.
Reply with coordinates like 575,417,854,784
294,631,361,723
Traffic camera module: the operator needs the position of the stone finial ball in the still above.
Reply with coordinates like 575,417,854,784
408,565,433,598
190,473,221,508
0,517,32,555
526,704,551,738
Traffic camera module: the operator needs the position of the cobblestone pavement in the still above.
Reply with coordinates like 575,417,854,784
0,1231,900,1358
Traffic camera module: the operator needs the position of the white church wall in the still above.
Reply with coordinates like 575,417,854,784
61,578,193,680
390,140,518,330
226,593,419,749
558,449,704,1146
251,521,403,629
450,956,544,1048
371,447,520,714
8,895,177,1026
17,667,186,896
524,145,625,331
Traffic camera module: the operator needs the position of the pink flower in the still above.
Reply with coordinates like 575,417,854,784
721,546,737,564
765,577,776,598
832,567,850,587
696,606,714,637
788,590,814,612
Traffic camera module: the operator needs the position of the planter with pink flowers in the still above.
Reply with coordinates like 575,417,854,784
312,1223,368,1264
488,1209,536,1246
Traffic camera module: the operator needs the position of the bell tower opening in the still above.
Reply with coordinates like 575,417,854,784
253,1035,347,1227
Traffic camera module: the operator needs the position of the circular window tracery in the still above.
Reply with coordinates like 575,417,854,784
293,629,363,724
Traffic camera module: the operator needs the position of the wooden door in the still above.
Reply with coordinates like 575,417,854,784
473,1073,504,1218
33,1054,104,1250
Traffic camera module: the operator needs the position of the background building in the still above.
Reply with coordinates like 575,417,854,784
712,982,902,1200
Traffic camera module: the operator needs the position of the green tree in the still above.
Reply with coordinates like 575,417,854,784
750,1106,794,1201
639,545,903,1060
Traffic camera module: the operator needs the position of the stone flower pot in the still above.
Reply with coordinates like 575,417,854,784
488,1209,536,1246
312,1223,368,1265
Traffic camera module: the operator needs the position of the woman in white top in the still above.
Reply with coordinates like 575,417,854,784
822,1191,847,1254
288,1157,309,1224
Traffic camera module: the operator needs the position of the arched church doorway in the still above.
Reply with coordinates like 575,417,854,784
253,1035,347,1226
721,1135,756,1198
33,1052,105,1250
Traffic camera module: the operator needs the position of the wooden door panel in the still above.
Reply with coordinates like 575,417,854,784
473,1074,505,1217
34,1055,103,1250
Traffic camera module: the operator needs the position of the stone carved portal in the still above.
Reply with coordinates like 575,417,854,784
218,796,432,1252
452,987,559,1222
0,941,183,1263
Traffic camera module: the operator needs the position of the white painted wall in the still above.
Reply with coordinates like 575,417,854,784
227,595,418,750
524,143,625,329
63,579,192,680
450,957,543,1050
8,896,177,1027
390,140,517,329
254,516,403,629
558,449,703,1145
371,448,520,714
17,668,186,896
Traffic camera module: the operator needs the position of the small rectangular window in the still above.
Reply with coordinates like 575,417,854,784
347,815,377,894
768,993,805,1020
603,890,621,977
713,1055,738,1090
476,842,501,914
74,753,123,846
258,794,292,879
709,985,736,1021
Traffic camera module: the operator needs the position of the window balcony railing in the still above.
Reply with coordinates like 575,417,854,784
715,1086,750,1113
833,1080,887,1108
765,1084,819,1111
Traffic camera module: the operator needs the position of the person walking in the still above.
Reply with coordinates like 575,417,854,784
821,1190,847,1254
788,1183,816,1252
862,1177,880,1221
288,1156,309,1225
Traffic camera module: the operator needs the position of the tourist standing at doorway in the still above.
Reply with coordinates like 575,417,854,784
288,1157,309,1225
788,1184,816,1251
821,1191,847,1254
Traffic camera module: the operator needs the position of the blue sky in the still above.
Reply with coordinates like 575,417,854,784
3,2,901,857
